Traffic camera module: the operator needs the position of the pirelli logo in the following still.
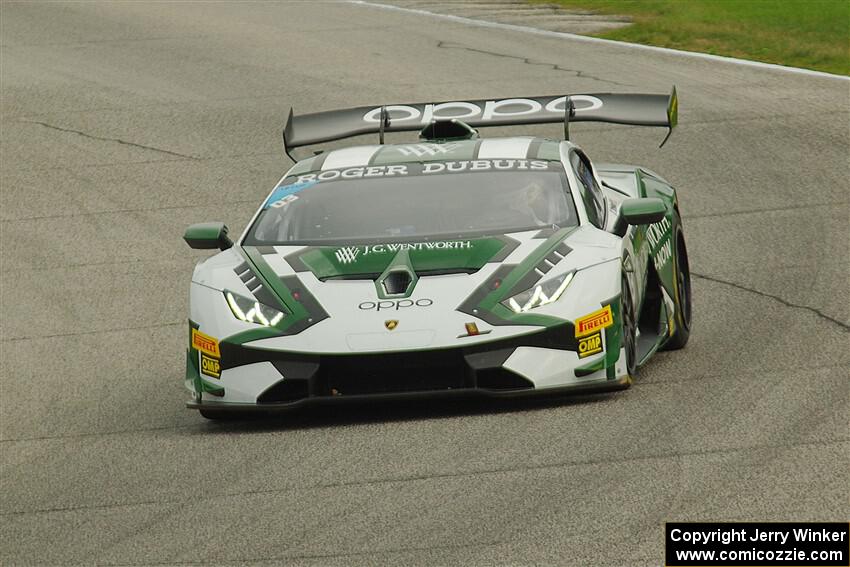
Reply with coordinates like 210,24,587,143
575,305,614,338
191,329,220,357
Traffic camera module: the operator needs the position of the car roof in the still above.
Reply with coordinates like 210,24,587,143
285,137,563,178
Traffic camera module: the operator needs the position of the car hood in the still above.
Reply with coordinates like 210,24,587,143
191,226,621,352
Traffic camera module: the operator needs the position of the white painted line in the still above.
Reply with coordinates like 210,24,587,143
347,0,848,82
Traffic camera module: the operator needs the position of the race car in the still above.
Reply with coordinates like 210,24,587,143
183,89,691,419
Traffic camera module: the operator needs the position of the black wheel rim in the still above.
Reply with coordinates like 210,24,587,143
622,276,637,374
676,235,692,330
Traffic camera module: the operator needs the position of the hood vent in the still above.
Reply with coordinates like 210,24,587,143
381,269,413,296
419,119,478,141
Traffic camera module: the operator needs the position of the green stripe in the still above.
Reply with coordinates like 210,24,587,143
574,356,606,378
456,228,576,328
604,297,622,380
635,168,648,198
200,379,225,396
299,237,507,279
475,227,576,327
241,246,309,333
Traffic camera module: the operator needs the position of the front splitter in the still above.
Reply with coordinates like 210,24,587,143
186,374,632,413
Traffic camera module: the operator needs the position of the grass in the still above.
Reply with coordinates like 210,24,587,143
535,0,850,75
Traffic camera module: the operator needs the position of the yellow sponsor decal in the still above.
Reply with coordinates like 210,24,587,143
191,328,220,357
578,332,603,358
200,354,221,378
575,305,613,338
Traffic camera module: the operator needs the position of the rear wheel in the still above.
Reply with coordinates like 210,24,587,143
664,223,692,350
621,273,638,377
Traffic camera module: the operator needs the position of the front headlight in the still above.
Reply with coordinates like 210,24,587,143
224,291,285,326
501,271,575,313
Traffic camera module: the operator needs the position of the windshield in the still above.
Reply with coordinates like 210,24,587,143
244,159,578,245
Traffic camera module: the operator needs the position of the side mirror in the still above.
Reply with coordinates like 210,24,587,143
183,222,233,251
620,198,667,225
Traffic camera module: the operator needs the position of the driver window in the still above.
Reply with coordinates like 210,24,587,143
570,151,606,228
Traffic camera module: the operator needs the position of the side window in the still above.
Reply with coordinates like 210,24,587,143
569,151,606,228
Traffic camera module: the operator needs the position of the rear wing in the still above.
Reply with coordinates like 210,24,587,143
282,87,677,159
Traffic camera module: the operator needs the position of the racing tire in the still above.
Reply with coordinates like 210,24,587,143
663,217,692,350
621,273,638,377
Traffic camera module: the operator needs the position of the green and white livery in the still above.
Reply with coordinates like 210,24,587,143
184,91,691,419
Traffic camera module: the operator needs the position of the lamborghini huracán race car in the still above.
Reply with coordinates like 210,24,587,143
183,90,691,418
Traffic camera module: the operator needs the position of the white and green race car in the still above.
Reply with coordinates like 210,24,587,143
184,90,691,419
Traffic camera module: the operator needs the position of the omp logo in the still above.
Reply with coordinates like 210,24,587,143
395,143,463,157
362,96,604,125
575,305,613,338
191,329,220,357
201,354,221,378
335,247,360,264
578,332,603,358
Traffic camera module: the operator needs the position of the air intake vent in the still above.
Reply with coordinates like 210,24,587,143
382,270,412,296
419,119,478,141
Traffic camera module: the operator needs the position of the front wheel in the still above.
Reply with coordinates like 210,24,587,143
621,273,638,377
664,223,692,350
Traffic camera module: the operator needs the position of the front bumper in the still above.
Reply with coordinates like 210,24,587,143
188,323,627,411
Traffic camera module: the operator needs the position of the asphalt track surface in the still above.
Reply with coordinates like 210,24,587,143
1,2,848,565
